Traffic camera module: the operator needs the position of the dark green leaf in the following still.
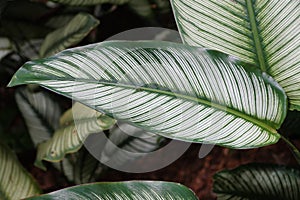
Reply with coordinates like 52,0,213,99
214,163,300,200
26,181,198,200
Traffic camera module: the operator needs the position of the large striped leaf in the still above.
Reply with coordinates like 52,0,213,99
171,0,300,110
26,181,198,200
0,143,41,200
39,13,99,58
8,41,287,149
213,164,300,200
35,102,115,170
15,87,61,146
50,0,130,6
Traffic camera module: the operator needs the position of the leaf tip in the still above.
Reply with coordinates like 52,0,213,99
7,75,21,87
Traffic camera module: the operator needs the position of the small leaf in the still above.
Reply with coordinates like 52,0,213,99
15,87,61,146
35,103,115,170
0,143,41,200
49,0,130,6
39,13,99,58
8,41,287,149
26,181,198,200
213,163,300,200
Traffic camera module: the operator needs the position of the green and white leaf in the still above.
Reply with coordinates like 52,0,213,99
35,102,115,170
9,41,287,149
100,122,164,168
26,181,198,200
39,13,99,58
171,0,300,110
213,163,300,200
15,87,61,146
50,0,130,6
0,143,41,200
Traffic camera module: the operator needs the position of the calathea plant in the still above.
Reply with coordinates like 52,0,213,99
2,0,300,199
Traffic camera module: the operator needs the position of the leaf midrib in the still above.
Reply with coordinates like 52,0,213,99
58,78,278,135
246,0,268,72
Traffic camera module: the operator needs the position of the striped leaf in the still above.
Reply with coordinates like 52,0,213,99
15,87,61,146
39,13,99,58
100,122,164,168
213,164,300,200
35,103,115,170
26,181,198,200
171,0,300,110
0,143,41,200
72,148,104,184
52,148,105,184
50,0,130,6
9,41,287,149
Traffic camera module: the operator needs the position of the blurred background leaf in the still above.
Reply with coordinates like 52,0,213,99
39,12,99,57
0,143,41,200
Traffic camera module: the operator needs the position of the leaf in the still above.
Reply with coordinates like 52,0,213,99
39,13,100,58
8,41,287,149
52,148,104,184
0,143,41,200
49,0,130,6
35,102,115,170
171,0,300,110
72,148,104,184
26,181,198,200
100,122,164,169
213,163,300,200
15,87,61,146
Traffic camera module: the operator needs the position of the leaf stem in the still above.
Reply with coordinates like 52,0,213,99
281,135,300,165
